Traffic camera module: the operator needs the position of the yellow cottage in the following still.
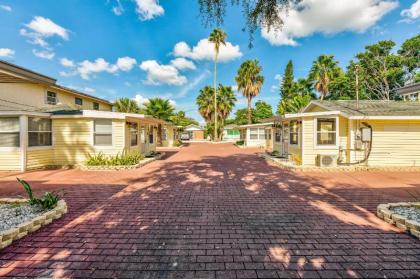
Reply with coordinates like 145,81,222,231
0,60,163,171
271,100,420,167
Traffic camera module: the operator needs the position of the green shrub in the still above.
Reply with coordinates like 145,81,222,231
86,151,144,166
236,140,244,146
17,178,60,210
174,139,183,147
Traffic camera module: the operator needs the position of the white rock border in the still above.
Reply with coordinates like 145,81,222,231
377,202,420,239
0,198,68,250
79,152,165,171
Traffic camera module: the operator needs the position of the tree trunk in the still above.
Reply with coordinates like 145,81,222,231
247,95,252,124
213,53,218,142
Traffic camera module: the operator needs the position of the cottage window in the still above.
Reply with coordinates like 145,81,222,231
149,127,154,144
162,128,168,141
46,91,57,105
75,97,83,106
130,123,138,146
0,117,20,147
317,118,336,145
94,119,112,146
140,127,146,143
28,118,52,147
249,128,258,140
290,121,299,145
275,129,281,143
93,102,100,110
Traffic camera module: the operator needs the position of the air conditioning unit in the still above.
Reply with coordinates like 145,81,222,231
316,154,338,167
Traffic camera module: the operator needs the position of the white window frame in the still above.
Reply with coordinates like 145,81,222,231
314,116,339,149
0,117,20,150
27,117,53,150
289,120,300,146
130,122,138,147
45,91,58,105
249,128,259,140
93,119,113,147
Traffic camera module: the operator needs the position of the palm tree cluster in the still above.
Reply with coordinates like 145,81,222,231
196,84,236,140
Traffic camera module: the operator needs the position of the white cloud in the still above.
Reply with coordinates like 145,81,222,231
401,0,420,19
170,57,196,70
84,87,96,93
261,0,398,46
24,16,69,40
173,38,242,62
134,0,164,21
274,74,282,81
32,49,55,60
0,5,12,12
60,57,137,79
116,56,137,71
0,48,15,58
60,57,75,67
139,60,187,86
133,94,149,106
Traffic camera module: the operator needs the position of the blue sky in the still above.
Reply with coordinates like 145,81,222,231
0,0,419,122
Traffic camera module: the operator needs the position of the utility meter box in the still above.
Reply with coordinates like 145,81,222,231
361,127,371,142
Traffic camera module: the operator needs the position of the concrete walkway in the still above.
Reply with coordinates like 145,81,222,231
0,143,419,278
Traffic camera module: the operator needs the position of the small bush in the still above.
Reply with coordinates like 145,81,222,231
236,140,244,146
86,151,144,166
174,139,183,147
17,178,60,210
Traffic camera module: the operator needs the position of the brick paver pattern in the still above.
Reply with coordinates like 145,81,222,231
0,143,419,278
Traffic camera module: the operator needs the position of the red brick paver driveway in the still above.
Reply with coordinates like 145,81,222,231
0,143,419,278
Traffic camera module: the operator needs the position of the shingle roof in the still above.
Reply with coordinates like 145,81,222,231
396,83,420,95
310,100,420,116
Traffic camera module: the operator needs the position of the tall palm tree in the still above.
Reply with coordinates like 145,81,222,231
113,98,139,113
309,55,341,100
196,86,215,123
235,60,264,124
208,28,227,141
141,98,175,146
217,85,236,140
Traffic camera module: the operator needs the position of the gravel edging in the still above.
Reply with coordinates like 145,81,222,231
377,202,420,239
79,152,165,171
0,198,67,250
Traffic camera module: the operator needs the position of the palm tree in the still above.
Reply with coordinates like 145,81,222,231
217,84,236,140
309,55,341,100
113,98,139,113
196,86,215,123
208,28,227,141
235,60,264,124
278,95,312,115
141,98,175,146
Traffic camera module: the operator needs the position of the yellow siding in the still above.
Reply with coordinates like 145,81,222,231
302,116,348,166
0,83,111,111
53,118,126,166
0,150,21,171
365,120,420,166
26,149,53,170
305,105,328,113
